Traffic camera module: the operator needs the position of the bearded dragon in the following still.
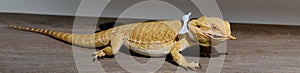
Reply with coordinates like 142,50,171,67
9,16,236,70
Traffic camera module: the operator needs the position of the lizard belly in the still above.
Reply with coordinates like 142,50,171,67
124,41,174,57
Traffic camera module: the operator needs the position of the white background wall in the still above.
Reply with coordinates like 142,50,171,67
0,0,299,25
218,0,300,25
0,0,81,16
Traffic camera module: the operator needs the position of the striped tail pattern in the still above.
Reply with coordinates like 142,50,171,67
8,25,112,47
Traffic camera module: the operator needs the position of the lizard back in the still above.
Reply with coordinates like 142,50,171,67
128,21,178,44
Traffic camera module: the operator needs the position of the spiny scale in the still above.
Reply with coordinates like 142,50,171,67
129,22,177,44
8,25,111,47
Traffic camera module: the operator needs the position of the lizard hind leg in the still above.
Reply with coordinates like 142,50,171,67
92,36,123,61
92,46,113,61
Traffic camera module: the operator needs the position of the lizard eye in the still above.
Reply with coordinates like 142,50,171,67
196,25,201,28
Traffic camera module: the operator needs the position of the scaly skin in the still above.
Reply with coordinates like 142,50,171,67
9,25,112,47
9,16,236,70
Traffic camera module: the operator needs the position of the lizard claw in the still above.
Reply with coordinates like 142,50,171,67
182,62,202,70
188,62,202,70
92,50,106,61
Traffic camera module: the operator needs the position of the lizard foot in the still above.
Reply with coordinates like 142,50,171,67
92,50,106,61
182,62,202,70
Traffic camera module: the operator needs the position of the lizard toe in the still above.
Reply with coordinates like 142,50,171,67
188,62,202,70
92,50,106,61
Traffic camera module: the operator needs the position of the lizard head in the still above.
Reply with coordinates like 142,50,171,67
188,16,236,46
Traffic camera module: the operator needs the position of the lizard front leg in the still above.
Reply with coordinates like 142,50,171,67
200,46,211,58
170,39,202,70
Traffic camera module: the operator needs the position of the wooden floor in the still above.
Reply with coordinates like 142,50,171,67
0,13,299,73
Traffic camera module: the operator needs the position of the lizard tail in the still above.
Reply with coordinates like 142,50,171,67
8,25,111,47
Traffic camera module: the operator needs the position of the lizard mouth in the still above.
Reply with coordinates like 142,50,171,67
205,33,224,40
195,29,236,40
203,32,236,40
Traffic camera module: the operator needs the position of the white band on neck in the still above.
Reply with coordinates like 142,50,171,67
179,12,191,34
